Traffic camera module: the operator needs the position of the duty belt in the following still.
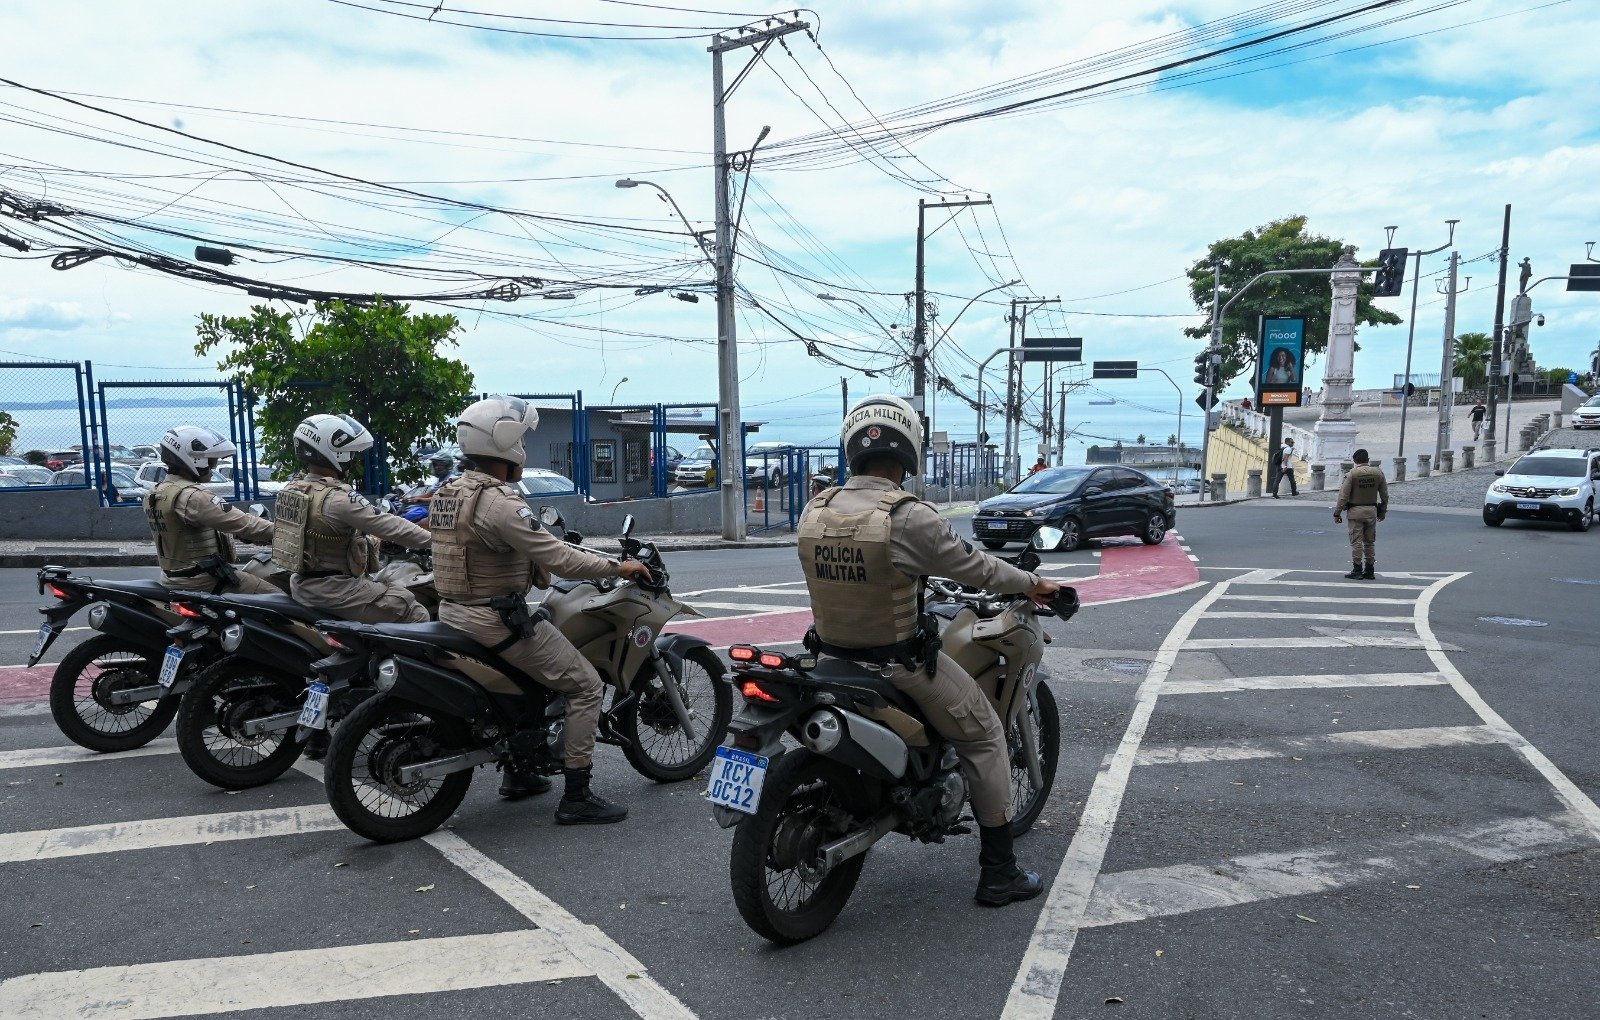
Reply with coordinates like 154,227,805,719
805,618,942,679
297,569,345,580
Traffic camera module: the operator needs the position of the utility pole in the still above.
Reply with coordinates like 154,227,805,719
1004,295,1060,481
710,18,808,541
1056,381,1067,466
1435,251,1467,462
1397,220,1459,458
914,197,991,443
1483,204,1512,457
1200,263,1221,486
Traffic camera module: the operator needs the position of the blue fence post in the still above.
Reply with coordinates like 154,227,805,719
574,390,588,498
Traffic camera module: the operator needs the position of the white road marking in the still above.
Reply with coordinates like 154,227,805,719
1183,634,1429,650
1217,594,1415,605
1411,574,1600,843
1163,671,1449,695
0,804,342,863
0,626,87,636
1002,580,1230,1020
688,601,804,614
678,581,807,597
1230,580,1430,591
1132,724,1504,766
0,929,590,1019
0,738,178,771
1200,611,1412,623
1081,812,1589,929
426,831,698,1020
668,607,804,627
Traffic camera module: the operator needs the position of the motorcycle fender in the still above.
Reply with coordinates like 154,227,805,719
725,702,793,758
85,600,170,654
652,633,717,676
28,600,86,666
390,657,494,723
232,617,319,675
710,747,789,829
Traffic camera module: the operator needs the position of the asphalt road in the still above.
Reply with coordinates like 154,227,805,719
1,503,1596,1019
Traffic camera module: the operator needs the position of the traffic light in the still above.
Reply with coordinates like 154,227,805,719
1193,351,1210,386
1372,247,1409,297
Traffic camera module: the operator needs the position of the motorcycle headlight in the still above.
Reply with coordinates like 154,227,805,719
375,657,399,692
220,623,244,653
1559,487,1579,497
87,602,108,629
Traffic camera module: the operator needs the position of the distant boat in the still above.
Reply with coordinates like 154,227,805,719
1088,399,1116,405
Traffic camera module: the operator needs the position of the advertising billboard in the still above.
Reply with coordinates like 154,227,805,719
1257,316,1306,407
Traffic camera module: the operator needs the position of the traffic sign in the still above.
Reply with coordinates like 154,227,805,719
1021,336,1083,362
1092,360,1138,379
1568,264,1600,293
1194,391,1218,410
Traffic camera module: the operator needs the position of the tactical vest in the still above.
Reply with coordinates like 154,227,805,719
271,476,376,575
1347,465,1384,506
798,487,920,649
430,473,537,602
144,481,235,574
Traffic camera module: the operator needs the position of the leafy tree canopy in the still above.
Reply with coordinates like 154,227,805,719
1184,216,1401,389
1453,332,1492,389
195,299,474,486
0,410,18,456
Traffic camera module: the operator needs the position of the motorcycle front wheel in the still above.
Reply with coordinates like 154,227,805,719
48,635,178,752
324,694,473,843
176,660,305,789
1007,679,1060,836
729,750,873,945
619,646,732,783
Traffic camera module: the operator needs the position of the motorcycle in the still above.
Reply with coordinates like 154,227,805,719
318,510,733,843
32,567,218,751
708,528,1076,944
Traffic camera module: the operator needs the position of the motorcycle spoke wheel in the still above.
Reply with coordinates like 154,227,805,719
176,663,304,789
49,635,178,752
621,647,732,783
1007,680,1061,837
324,695,472,843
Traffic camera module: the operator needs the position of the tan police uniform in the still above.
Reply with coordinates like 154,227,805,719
272,475,431,623
429,471,624,769
799,474,1041,829
144,479,279,594
1336,463,1389,562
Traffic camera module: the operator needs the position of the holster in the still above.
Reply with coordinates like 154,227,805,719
806,616,941,680
487,594,546,653
195,554,240,594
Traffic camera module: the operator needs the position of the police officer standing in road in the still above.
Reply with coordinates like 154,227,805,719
1333,448,1389,580
799,395,1062,907
145,426,278,594
430,396,652,821
271,414,432,623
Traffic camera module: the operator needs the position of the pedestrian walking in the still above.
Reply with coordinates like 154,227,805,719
1271,437,1298,498
1470,401,1487,440
1029,457,1048,475
1333,448,1388,580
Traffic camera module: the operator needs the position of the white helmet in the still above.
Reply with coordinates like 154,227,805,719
293,413,373,477
457,395,539,468
842,394,922,476
159,425,237,480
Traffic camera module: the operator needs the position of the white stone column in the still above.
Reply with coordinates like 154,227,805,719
1314,253,1363,464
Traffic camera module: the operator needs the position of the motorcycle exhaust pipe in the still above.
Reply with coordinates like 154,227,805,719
800,709,842,754
819,810,898,872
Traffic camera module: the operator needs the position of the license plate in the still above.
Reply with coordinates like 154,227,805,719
158,644,187,688
986,520,1007,530
1516,501,1540,510
705,746,768,815
31,623,54,661
298,681,330,730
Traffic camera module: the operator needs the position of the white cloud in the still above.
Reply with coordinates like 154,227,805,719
0,297,91,330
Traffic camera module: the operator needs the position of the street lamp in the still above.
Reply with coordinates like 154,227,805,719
615,178,712,263
1396,219,1459,458
816,292,902,347
610,377,630,403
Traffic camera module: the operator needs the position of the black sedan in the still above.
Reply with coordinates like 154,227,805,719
972,465,1175,552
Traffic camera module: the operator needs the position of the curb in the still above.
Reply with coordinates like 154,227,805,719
0,553,156,568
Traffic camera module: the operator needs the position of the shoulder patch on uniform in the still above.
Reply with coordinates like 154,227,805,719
517,506,543,530
211,495,229,506
348,491,373,511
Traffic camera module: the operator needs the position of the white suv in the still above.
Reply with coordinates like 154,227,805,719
1483,448,1600,532
1572,394,1600,430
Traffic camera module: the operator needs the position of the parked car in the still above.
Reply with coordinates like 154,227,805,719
744,441,793,488
45,450,81,470
5,464,55,485
0,455,29,468
0,473,27,489
650,445,685,476
214,465,286,495
513,468,579,496
972,465,1175,552
1572,394,1600,430
51,465,149,500
1482,447,1599,531
129,444,160,460
673,445,717,488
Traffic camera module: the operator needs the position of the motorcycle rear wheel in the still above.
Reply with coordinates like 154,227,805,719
176,660,305,789
1007,680,1060,837
729,750,871,945
620,646,732,783
48,635,178,752
324,694,473,843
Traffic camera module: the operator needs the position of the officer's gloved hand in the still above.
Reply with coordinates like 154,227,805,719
618,560,654,584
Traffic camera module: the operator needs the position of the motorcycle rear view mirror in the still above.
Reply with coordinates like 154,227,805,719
248,503,269,519
538,505,564,529
619,514,636,538
1030,527,1064,551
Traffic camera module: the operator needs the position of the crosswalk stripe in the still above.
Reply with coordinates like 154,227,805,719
1184,634,1429,650
0,804,341,863
0,929,590,1019
1080,812,1588,929
1163,671,1450,695
1200,612,1412,623
1216,594,1415,604
1132,724,1503,766
1230,580,1430,591
0,738,178,772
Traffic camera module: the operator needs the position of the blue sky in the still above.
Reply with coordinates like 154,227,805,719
0,0,1595,458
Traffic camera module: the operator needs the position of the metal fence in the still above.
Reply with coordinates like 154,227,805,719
0,360,97,491
95,380,253,504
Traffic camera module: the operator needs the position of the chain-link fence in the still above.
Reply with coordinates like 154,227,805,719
0,361,94,491
95,380,250,505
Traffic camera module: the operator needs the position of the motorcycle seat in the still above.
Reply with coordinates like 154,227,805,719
219,593,328,624
807,657,924,717
367,622,544,688
92,579,178,602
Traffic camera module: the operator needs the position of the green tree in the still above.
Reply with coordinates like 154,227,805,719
195,299,474,486
1452,332,1492,389
1136,433,1147,445
1544,366,1576,385
1166,433,1178,446
0,410,18,456
1184,216,1401,388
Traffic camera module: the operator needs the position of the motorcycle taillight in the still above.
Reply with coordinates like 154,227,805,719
740,679,782,704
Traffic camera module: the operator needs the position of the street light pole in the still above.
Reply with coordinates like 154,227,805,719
914,197,992,444
1397,219,1459,458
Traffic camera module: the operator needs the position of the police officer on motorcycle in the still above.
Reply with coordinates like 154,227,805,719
429,396,653,822
144,426,278,594
799,395,1062,906
271,413,432,623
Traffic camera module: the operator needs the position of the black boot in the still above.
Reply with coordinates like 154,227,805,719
555,765,628,825
974,823,1043,907
498,765,552,800
1362,561,1375,580
1345,560,1363,580
303,730,330,762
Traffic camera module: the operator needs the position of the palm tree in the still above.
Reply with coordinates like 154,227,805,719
1453,332,1492,389
1167,433,1178,447
1136,433,1147,445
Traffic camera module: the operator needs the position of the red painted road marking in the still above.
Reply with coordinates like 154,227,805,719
0,665,56,705
668,532,1199,647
